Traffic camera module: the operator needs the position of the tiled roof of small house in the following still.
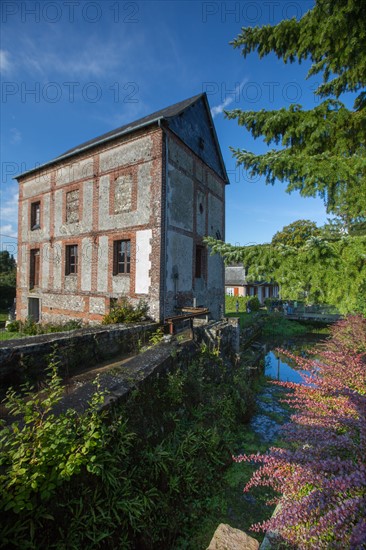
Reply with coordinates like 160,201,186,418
225,266,246,286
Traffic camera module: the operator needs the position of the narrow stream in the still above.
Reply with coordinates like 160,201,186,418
250,335,324,442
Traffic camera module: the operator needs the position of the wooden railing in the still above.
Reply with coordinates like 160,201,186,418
164,307,210,335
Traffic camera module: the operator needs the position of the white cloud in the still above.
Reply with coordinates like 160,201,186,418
211,79,248,118
0,50,12,74
10,128,22,145
0,190,19,251
18,33,139,79
0,224,18,239
1,190,19,222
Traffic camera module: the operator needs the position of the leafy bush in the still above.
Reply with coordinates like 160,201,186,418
5,320,20,333
235,315,366,548
0,340,257,548
247,296,261,312
102,298,149,325
0,354,111,517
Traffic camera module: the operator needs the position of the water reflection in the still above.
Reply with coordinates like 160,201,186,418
262,335,325,383
264,351,309,383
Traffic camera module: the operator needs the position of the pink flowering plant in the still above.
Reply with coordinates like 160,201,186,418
235,315,366,548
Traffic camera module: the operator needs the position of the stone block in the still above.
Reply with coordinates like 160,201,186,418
207,524,259,550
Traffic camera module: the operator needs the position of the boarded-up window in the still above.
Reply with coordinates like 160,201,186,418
30,201,40,230
113,240,131,275
114,175,132,213
65,245,78,275
66,190,79,223
29,249,40,288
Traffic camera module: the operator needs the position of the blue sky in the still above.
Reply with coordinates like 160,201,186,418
1,0,328,257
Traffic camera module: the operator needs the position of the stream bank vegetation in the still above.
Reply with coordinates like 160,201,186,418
235,315,366,548
0,342,268,549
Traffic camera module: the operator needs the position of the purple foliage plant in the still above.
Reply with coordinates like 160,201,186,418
235,316,366,548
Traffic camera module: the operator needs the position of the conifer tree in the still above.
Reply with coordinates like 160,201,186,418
228,0,366,220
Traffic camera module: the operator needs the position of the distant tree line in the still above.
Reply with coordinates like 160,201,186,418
0,251,16,311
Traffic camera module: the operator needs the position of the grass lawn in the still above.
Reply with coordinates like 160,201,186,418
0,309,22,341
0,331,22,341
225,311,264,329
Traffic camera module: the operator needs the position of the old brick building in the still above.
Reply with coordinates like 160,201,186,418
16,93,228,324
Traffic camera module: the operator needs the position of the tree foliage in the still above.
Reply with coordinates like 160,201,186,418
206,226,366,314
228,0,366,219
0,251,16,309
235,315,366,548
0,251,16,273
271,219,320,248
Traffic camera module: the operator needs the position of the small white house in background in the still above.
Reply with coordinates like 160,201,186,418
225,265,279,304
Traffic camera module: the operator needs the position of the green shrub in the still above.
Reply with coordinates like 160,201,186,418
247,296,261,312
0,340,258,548
102,298,149,325
5,320,20,333
226,295,262,313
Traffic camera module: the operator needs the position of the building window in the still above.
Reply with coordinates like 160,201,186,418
113,240,131,275
30,201,40,230
29,249,40,288
65,245,78,275
66,190,79,223
195,245,206,279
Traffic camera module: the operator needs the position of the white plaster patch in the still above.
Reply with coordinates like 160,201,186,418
135,229,152,294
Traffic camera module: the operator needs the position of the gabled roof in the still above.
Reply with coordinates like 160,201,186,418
225,266,246,286
16,93,228,182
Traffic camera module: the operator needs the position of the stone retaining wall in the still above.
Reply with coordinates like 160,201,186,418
0,318,240,395
0,322,158,391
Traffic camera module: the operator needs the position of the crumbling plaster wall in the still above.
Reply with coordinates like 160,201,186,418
164,132,225,319
17,128,164,324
